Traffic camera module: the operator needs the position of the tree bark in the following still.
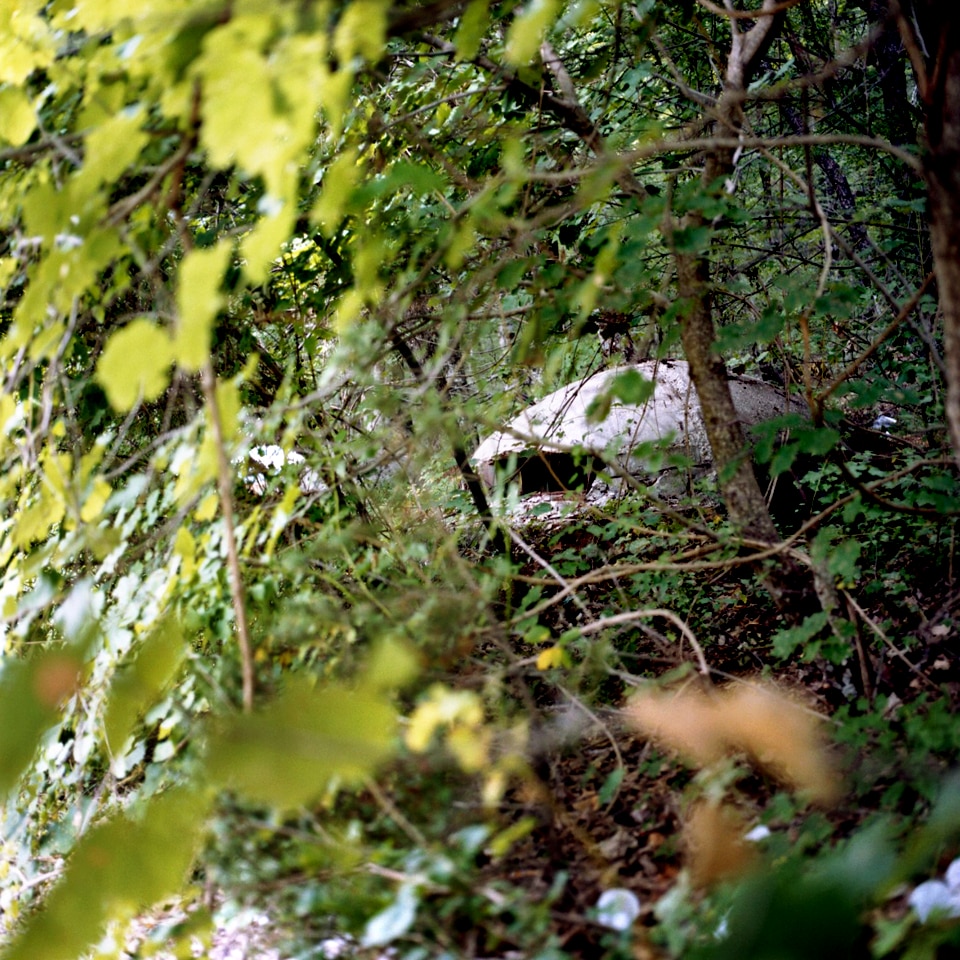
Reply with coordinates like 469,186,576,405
672,1,814,610
904,3,960,469
780,101,870,251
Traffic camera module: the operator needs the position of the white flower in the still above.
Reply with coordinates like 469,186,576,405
945,857,960,892
241,445,326,496
871,414,897,431
744,825,771,842
596,888,641,931
908,857,960,922
909,880,960,922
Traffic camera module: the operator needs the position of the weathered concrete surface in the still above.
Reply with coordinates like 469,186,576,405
472,360,805,499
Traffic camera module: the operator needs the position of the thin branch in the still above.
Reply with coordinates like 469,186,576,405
696,0,803,19
201,365,255,712
579,608,710,676
818,272,937,403
842,590,940,692
892,1,930,102
103,137,194,226
557,684,625,799
508,457,954,624
363,776,429,848
507,526,590,616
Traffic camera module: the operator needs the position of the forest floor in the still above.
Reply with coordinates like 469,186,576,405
99,510,960,959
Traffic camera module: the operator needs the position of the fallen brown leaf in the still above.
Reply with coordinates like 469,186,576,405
684,800,756,886
627,680,839,804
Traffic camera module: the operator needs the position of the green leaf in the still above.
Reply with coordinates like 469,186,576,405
103,616,186,754
826,538,862,584
0,651,83,794
810,526,861,585
385,160,446,195
496,258,528,290
609,368,655,405
671,224,712,254
792,425,840,456
505,0,559,65
207,678,396,809
770,441,800,477
598,766,625,806
95,318,174,411
3,789,208,960
586,391,612,423
362,883,419,947
771,611,829,660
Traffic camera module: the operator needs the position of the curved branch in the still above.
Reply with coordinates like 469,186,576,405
696,0,804,19
579,608,710,676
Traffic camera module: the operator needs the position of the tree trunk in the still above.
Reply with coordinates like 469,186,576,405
671,2,814,610
674,246,781,549
906,3,960,468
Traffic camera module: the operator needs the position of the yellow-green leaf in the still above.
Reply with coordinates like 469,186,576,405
3,788,208,960
76,107,148,190
0,85,35,146
0,4,55,85
207,678,396,809
174,241,231,371
173,526,197,580
406,685,483,753
197,18,275,173
197,20,324,194
95,319,174,411
312,148,361,237
103,617,186,754
365,638,420,691
333,0,388,65
193,490,219,521
239,196,294,285
504,0,559,66
536,645,570,670
454,0,490,61
214,376,241,443
80,476,112,523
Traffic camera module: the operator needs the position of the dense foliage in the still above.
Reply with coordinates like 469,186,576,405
0,1,959,957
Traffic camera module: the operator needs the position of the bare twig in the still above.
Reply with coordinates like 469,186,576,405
507,526,590,616
364,776,429,848
842,590,940,693
696,0,803,19
580,608,710,676
557,684,625,798
201,365,255,712
818,272,938,403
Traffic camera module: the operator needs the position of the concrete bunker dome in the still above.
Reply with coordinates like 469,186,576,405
470,360,806,503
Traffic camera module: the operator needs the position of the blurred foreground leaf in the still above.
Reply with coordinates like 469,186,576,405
103,615,186,754
0,650,83,794
2,788,209,960
207,678,396,809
